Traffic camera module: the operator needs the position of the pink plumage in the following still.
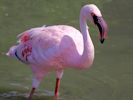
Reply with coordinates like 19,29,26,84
7,4,107,99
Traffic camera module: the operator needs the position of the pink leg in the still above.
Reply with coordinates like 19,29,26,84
28,87,36,100
54,78,60,97
28,77,41,99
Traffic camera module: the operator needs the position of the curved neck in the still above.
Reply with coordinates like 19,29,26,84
79,9,94,67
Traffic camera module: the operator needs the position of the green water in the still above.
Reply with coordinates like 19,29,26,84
0,0,133,100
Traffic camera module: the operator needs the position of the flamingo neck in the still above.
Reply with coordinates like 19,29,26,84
79,10,94,67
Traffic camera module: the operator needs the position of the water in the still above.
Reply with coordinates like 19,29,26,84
0,0,133,100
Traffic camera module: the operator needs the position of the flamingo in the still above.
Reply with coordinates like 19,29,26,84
6,4,107,99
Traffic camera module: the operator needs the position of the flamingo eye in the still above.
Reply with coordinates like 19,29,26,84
91,13,98,24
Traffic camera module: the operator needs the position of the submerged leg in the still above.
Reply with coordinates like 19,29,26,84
54,70,63,97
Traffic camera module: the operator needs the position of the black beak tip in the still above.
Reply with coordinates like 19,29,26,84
100,39,105,44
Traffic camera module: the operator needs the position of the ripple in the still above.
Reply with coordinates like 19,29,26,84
0,91,28,98
0,90,54,98
0,90,64,100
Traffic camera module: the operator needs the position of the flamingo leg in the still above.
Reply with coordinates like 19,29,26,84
28,76,41,99
54,78,60,96
28,87,36,100
54,70,63,96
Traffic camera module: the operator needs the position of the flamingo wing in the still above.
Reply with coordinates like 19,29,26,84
16,25,83,68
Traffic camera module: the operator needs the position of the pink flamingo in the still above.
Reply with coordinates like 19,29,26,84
6,4,107,99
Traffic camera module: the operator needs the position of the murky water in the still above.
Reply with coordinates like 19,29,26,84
0,0,133,100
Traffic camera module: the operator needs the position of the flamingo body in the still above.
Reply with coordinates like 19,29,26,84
19,25,85,69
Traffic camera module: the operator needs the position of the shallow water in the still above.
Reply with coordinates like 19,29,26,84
0,0,133,100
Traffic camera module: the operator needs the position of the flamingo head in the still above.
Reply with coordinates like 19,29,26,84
6,45,17,58
81,4,108,44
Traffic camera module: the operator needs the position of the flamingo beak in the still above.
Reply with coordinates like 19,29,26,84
92,14,107,44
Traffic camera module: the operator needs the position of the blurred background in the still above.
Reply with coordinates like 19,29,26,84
0,0,133,100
